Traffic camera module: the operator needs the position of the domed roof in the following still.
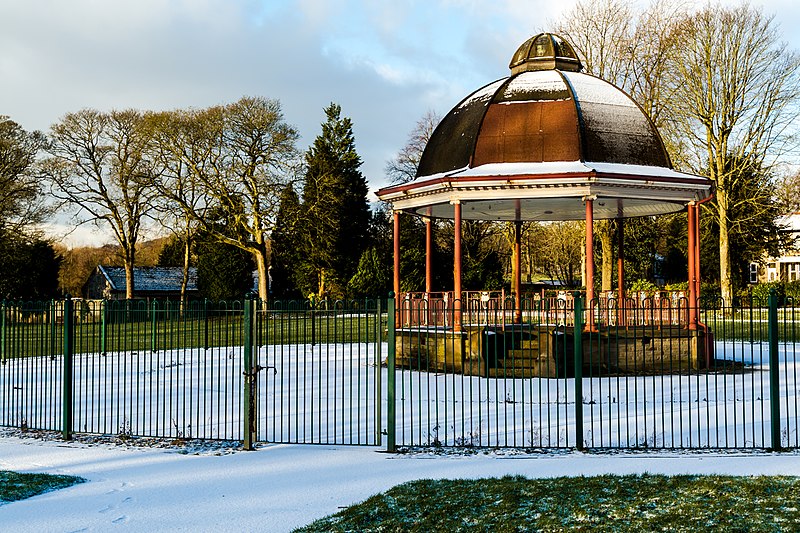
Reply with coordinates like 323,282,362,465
377,33,712,222
416,33,671,179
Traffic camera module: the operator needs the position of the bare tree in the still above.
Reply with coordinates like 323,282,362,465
148,97,300,302
385,110,441,185
776,165,800,214
146,109,215,308
536,222,584,288
667,3,800,303
43,109,156,299
555,0,637,292
500,221,534,295
555,0,636,89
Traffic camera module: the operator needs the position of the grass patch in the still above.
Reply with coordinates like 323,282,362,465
3,313,385,359
0,471,85,504
297,474,800,532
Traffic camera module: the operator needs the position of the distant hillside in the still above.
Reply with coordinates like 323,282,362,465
56,237,170,296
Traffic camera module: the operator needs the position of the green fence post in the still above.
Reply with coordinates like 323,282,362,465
62,297,75,441
100,300,107,355
311,302,316,347
150,299,157,353
387,293,396,452
204,299,209,351
50,300,57,358
243,295,257,450
573,292,584,451
375,297,382,446
1,300,5,362
769,288,781,450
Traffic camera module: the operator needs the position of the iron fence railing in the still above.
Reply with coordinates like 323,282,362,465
398,290,691,329
386,290,800,451
4,292,800,452
0,298,384,446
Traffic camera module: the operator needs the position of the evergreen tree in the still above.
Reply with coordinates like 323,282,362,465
196,236,254,301
157,234,190,267
301,103,369,299
195,204,255,301
0,231,61,299
270,185,303,300
398,214,426,292
348,247,390,297
622,217,661,283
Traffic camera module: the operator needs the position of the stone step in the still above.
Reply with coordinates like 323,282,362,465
488,365,558,379
497,350,552,367
504,338,544,350
505,349,545,361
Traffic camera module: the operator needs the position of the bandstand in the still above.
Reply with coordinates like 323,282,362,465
376,33,714,378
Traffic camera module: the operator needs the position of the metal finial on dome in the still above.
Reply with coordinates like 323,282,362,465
509,33,582,74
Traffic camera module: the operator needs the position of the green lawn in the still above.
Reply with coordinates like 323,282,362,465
297,474,800,532
0,471,85,504
1,313,386,359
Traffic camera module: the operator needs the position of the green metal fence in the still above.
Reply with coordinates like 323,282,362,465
385,290,800,451
4,292,800,452
0,297,385,447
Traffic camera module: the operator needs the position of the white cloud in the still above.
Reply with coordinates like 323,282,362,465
38,221,117,249
4,0,799,246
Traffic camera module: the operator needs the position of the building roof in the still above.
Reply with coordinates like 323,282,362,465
97,266,198,293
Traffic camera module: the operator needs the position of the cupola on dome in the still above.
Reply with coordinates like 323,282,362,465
509,32,583,73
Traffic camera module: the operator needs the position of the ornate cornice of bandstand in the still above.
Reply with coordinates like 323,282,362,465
377,162,713,222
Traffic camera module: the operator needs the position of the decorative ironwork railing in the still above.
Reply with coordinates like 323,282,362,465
397,290,690,329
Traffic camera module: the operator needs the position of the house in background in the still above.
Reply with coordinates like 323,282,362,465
84,266,199,300
750,214,800,283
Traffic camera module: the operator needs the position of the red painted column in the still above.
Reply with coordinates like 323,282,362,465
453,201,463,332
425,215,433,326
693,204,701,300
585,198,595,330
693,201,710,367
514,221,523,324
687,203,697,330
425,217,433,295
617,218,626,326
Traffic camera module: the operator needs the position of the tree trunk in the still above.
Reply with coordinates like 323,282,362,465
598,220,613,292
180,233,191,316
718,189,733,305
317,268,326,300
124,248,135,300
525,242,533,284
254,247,269,303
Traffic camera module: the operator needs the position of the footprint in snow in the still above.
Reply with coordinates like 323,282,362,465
112,515,129,524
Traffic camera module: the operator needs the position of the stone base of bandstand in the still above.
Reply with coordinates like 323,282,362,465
394,325,712,378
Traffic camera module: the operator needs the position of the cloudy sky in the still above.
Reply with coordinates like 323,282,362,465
2,0,799,245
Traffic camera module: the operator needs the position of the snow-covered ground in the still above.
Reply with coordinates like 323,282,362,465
6,342,800,448
4,340,800,450
3,339,800,531
3,434,800,533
